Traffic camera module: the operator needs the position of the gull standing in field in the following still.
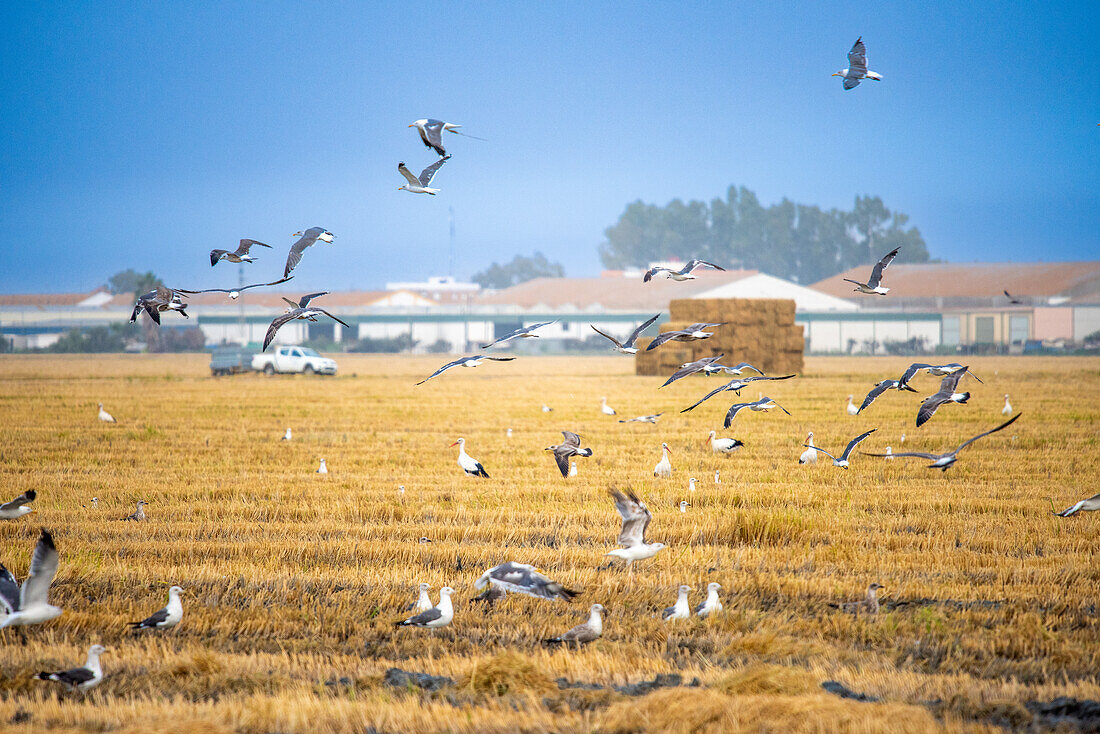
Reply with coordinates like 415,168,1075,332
799,432,818,464
0,490,36,520
643,259,725,282
680,374,797,412
177,275,294,301
606,489,665,570
833,37,882,90
411,583,433,613
281,428,292,441
662,585,692,620
601,397,617,415
282,227,335,278
619,413,663,424
97,403,116,423
409,119,484,157
544,603,603,647
653,443,673,477
209,238,271,267
837,583,883,615
696,582,722,617
843,247,899,295
480,320,555,349
122,500,147,521
316,458,328,474
130,586,183,630
130,286,188,325
897,362,984,391
679,500,690,513
450,437,489,478
688,477,697,492
1049,492,1100,517
397,155,451,195
803,429,877,469
263,292,349,351
475,562,580,601
0,529,63,632
1002,394,1013,415
545,431,593,478
34,645,106,693
865,414,1020,471
708,431,743,454
857,378,919,414
590,314,661,354
569,461,578,477
416,355,516,385
660,355,726,388
724,396,791,428
916,370,972,427
645,323,725,351
395,587,454,629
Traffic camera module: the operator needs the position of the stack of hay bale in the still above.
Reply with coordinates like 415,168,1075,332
635,298,804,376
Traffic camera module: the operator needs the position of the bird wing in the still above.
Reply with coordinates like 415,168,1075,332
863,451,939,461
684,259,725,274
178,276,294,295
843,77,861,90
858,381,893,413
840,429,877,460
484,562,577,601
315,308,351,329
645,330,683,351
723,402,753,426
134,606,169,628
401,606,443,626
867,247,900,288
625,314,661,345
642,267,669,282
20,530,59,609
415,357,467,385
660,362,702,388
284,232,318,278
589,325,624,349
0,565,20,613
916,394,948,427
397,161,421,186
209,249,227,266
297,291,329,308
558,621,596,643
754,373,795,384
938,369,966,393
763,398,792,415
129,300,144,324
553,449,571,477
954,413,1021,454
0,490,35,511
680,380,736,413
561,431,582,448
729,362,764,375
486,356,516,362
610,489,651,547
236,238,271,255
965,368,984,384
422,119,446,151
143,302,162,325
419,155,451,186
805,445,838,462
263,311,299,351
847,37,868,74
898,363,932,387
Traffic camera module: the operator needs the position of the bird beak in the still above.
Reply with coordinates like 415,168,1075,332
408,124,414,127
449,441,459,447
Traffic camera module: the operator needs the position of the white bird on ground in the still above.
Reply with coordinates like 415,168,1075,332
707,430,744,454
412,583,433,613
653,443,673,477
799,432,818,464
865,414,1020,471
679,500,689,514
619,413,663,424
0,490,36,520
395,587,454,628
409,119,484,157
688,478,696,492
885,446,893,459
569,461,578,477
281,428,292,441
804,429,877,469
724,397,791,428
606,489,665,569
643,260,725,282
843,247,900,295
506,428,513,438
316,458,328,475
283,227,335,278
1003,394,1013,415
846,395,859,415
601,397,617,415
397,156,451,195
917,370,972,427
481,321,555,349
97,403,116,423
544,603,604,647
1050,492,1100,517
474,562,580,601
833,37,882,90
590,314,661,355
398,485,406,495
0,529,63,631
696,582,722,617
662,585,692,620
121,500,147,521
35,644,106,692
542,404,553,413
714,470,720,484
450,437,489,478
416,355,516,385
90,497,98,509
130,586,183,630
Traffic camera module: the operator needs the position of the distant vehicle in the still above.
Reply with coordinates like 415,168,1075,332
251,345,337,376
210,345,256,376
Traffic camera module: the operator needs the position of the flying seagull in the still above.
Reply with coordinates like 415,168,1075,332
263,292,350,352
450,437,489,478
606,489,665,569
643,259,725,282
660,355,726,388
0,490,36,520
865,414,1020,471
717,362,765,377
856,378,919,414
0,529,63,630
544,603,603,647
209,238,271,267
130,286,188,325
1004,290,1023,304
480,320,555,349
662,585,692,620
121,500,147,521
590,314,661,354
681,374,797,413
177,276,294,301
398,156,451,195
416,355,516,385
803,429,877,469
475,562,580,601
723,396,791,428
696,582,722,617
1049,492,1100,517
645,322,725,351
833,37,882,90
897,362,983,391
283,227,335,278
619,413,663,424
395,586,454,628
130,586,183,630
97,403,116,423
545,431,593,478
35,645,107,693
916,370,971,427
844,246,899,295
409,119,484,157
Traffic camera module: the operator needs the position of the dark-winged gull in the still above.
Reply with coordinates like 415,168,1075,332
680,374,796,413
130,585,183,630
263,292,350,352
544,603,603,647
130,286,188,325
0,490,36,520
1050,492,1100,517
209,238,271,267
843,247,899,295
723,396,791,428
619,413,663,424
416,355,516,385
395,586,454,628
643,259,725,282
450,437,489,478
409,119,484,157
662,585,692,620
659,355,725,388
803,429,877,469
865,414,1020,471
799,432,818,464
707,431,743,454
606,489,665,568
833,37,882,89
897,362,983,391
480,320,555,349
475,562,580,601
695,582,722,617
645,322,724,351
177,275,293,301
398,156,451,195
652,442,672,477
122,500,147,521
590,314,661,354
0,529,62,630
857,378,919,414
916,370,971,427
97,403,116,423
600,397,617,415
545,431,592,478
35,645,106,692
283,227,335,278
837,583,883,614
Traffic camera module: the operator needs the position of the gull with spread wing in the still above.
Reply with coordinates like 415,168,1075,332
263,292,350,351
590,314,661,354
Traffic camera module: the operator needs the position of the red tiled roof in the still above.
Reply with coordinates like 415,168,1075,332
810,262,1100,300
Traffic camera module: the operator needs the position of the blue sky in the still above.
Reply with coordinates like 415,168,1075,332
1,1,1097,294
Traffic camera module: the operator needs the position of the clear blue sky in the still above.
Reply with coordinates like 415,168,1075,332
1,1,1097,294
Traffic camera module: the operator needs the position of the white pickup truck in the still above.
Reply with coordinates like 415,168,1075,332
251,346,338,376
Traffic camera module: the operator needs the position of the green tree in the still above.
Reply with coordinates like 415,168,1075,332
107,269,162,297
472,252,565,290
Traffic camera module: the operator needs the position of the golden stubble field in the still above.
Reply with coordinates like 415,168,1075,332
0,353,1098,734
